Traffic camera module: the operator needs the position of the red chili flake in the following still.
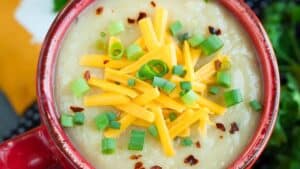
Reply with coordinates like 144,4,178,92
70,106,84,112
134,161,144,169
208,26,222,35
214,60,222,70
137,12,147,22
103,60,109,64
128,18,136,24
83,70,91,81
130,154,142,160
150,166,162,169
184,155,199,166
216,123,226,132
150,1,157,7
96,6,104,15
229,122,239,134
195,141,201,148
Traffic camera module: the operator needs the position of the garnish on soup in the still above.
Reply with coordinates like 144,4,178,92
59,6,260,161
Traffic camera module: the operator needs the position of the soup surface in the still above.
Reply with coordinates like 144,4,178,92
56,0,262,169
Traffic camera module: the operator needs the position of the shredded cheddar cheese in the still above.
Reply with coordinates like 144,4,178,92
77,7,232,157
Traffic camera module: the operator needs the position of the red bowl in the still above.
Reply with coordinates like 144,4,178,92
0,0,280,169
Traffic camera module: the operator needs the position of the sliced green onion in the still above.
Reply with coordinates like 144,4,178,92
177,32,190,43
172,65,186,77
128,130,146,151
180,90,198,105
148,125,158,138
188,34,205,48
100,32,107,37
105,112,117,121
180,81,192,91
128,78,136,87
169,112,177,122
169,21,183,36
152,76,167,88
71,77,90,97
61,113,74,127
181,137,193,146
249,100,262,112
224,89,243,107
209,86,220,95
137,60,169,80
162,81,176,94
217,71,231,88
110,121,121,129
95,114,110,130
200,35,224,56
126,44,144,61
109,41,124,60
73,112,85,125
102,138,116,154
108,21,125,35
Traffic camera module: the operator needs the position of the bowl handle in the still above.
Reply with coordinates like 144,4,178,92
0,125,63,169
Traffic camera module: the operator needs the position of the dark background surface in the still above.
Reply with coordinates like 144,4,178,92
1,0,300,168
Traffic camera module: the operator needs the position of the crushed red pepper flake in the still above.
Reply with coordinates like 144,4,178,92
214,60,222,70
83,70,91,81
103,60,109,64
137,12,147,22
96,6,104,15
150,1,157,7
134,161,144,169
70,106,84,112
150,166,162,169
229,122,239,134
216,123,226,132
184,155,199,166
130,154,142,160
208,26,222,35
195,141,201,148
128,18,136,24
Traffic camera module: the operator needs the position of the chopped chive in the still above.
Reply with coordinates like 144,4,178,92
249,100,262,112
73,112,85,125
180,90,198,105
126,44,144,61
105,112,117,121
188,34,205,47
169,21,183,36
109,41,124,60
224,89,243,107
95,114,110,130
169,112,177,121
209,86,220,95
60,113,74,127
172,65,186,77
128,130,146,151
152,76,167,88
177,32,190,43
162,81,176,94
108,21,125,35
137,60,169,80
71,77,90,97
200,35,224,56
180,81,192,91
110,121,121,129
148,125,158,138
181,137,193,146
128,78,136,87
217,71,231,88
102,138,116,154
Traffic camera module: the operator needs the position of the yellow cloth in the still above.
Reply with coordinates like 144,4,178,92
0,0,40,114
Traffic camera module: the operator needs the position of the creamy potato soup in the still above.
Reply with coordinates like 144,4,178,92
55,0,262,169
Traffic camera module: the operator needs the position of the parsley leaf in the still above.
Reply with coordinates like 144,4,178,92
53,0,68,12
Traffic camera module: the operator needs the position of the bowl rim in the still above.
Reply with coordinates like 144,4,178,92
37,0,280,168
